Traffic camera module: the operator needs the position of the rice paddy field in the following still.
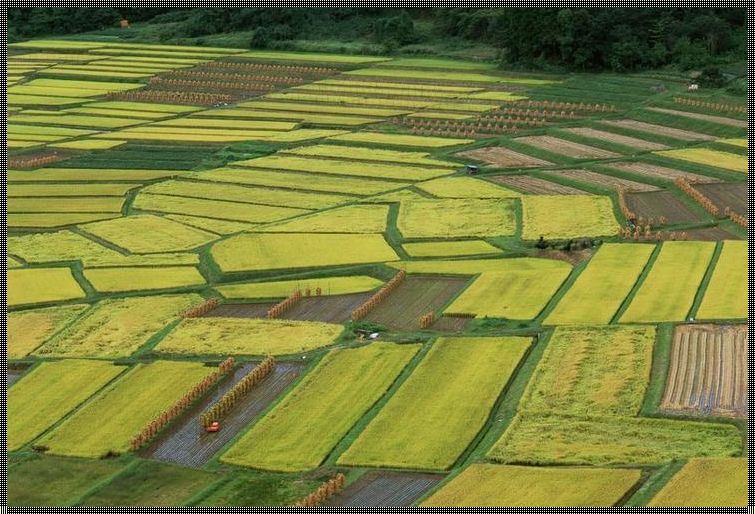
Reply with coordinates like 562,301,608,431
8,37,746,508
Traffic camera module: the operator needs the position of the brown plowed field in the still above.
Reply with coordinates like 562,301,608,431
515,135,620,158
661,324,747,417
489,175,589,195
325,471,444,507
625,190,702,224
283,293,373,323
365,276,471,331
457,147,553,168
204,303,277,318
562,127,669,150
609,162,720,184
549,169,660,192
675,226,743,241
431,315,471,332
600,120,716,141
693,182,747,219
143,361,305,467
646,107,747,128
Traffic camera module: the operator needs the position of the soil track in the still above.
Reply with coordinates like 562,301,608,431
549,169,660,192
600,119,716,141
283,293,372,323
646,107,747,128
143,362,305,467
693,182,747,218
661,324,747,417
563,127,669,150
489,175,589,195
625,190,702,224
515,135,620,158
609,162,720,184
366,276,471,331
458,147,553,168
325,471,444,507
204,303,276,318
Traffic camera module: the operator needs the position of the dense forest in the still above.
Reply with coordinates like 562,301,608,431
9,8,746,72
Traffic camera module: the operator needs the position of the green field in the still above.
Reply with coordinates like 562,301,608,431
8,360,125,451
696,241,746,320
621,241,715,322
423,465,642,507
338,337,530,470
221,343,418,471
39,361,211,458
545,243,655,324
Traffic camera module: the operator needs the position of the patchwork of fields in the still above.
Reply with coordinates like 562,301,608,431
8,38,745,508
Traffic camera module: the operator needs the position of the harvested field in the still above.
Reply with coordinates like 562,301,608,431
283,293,372,323
365,276,472,330
601,119,716,141
549,169,660,192
681,226,742,241
457,146,553,168
489,175,588,195
515,136,620,158
562,127,669,150
326,472,444,507
608,162,720,184
646,107,747,128
693,182,746,218
625,190,703,224
204,303,276,318
660,324,747,417
431,315,471,332
144,362,305,467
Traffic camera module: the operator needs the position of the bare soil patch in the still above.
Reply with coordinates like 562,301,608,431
515,135,620,159
204,303,276,318
457,147,553,168
326,471,444,507
694,182,747,219
625,190,702,224
489,175,589,195
646,107,747,128
609,162,720,184
283,293,373,323
600,119,715,141
563,127,669,150
549,169,660,192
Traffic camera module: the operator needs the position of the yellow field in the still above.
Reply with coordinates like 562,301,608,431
211,233,399,272
415,177,520,198
80,214,217,253
445,266,572,319
216,276,383,299
402,240,502,257
397,199,517,238
8,168,180,182
9,183,135,197
164,215,256,235
422,465,641,507
202,167,405,196
339,337,530,470
8,360,125,451
8,213,121,229
142,179,354,210
39,361,210,458
239,100,407,117
133,193,307,224
521,195,619,240
34,294,202,358
268,92,433,109
656,148,747,173
621,241,715,322
8,304,89,358
696,241,746,320
239,50,390,63
328,131,473,148
155,318,344,356
389,257,569,274
221,343,419,471
49,139,127,150
545,243,655,325
259,205,389,233
9,230,198,268
319,78,480,92
283,144,459,167
83,266,206,293
154,118,297,130
8,268,86,307
717,138,747,148
235,155,452,181
648,458,746,507
8,196,125,213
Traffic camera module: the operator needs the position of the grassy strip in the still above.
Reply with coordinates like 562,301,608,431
623,461,687,507
639,322,674,417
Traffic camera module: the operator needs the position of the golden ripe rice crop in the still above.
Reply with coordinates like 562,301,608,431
8,304,89,358
521,195,619,240
397,199,517,238
83,266,206,293
648,458,746,507
656,148,747,173
8,268,86,307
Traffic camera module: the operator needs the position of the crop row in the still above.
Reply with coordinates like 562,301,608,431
149,78,278,93
198,61,337,76
182,298,221,319
673,96,746,114
109,90,236,106
200,356,275,428
267,290,303,319
482,108,582,120
351,270,406,320
725,207,746,228
155,71,306,85
291,474,346,507
129,357,235,451
676,178,721,216
419,311,435,328
520,99,617,112
8,152,66,169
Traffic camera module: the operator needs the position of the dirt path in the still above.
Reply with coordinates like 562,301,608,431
326,471,444,507
143,362,305,467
